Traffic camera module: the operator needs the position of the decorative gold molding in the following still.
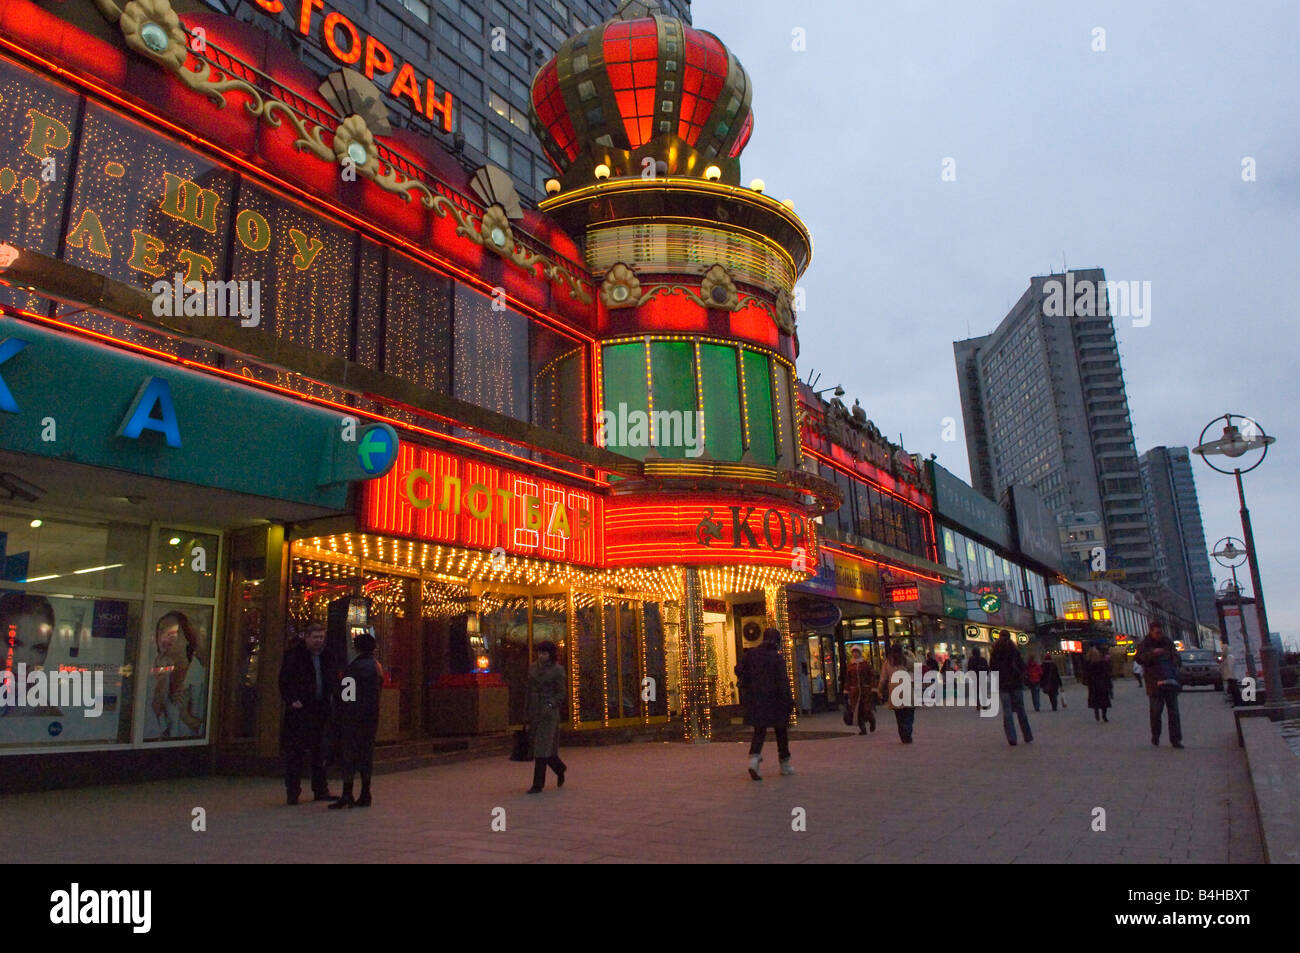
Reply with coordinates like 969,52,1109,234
92,0,591,304
600,263,641,309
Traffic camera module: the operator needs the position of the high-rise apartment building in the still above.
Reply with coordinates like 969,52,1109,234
954,269,1157,591
207,0,691,203
1140,446,1219,630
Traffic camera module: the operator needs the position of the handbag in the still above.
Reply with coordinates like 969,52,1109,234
509,728,531,762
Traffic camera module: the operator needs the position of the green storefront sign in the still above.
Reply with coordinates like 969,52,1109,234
0,317,394,507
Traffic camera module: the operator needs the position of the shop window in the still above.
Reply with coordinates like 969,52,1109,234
643,602,667,717
0,514,147,593
0,589,141,749
152,528,219,598
574,599,603,722
601,342,650,459
531,326,586,441
142,602,214,741
649,341,697,460
698,344,742,461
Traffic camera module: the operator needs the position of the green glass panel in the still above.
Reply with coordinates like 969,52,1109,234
601,343,650,460
699,344,742,462
742,350,776,465
649,342,698,459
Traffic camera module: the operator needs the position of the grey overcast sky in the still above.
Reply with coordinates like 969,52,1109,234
694,0,1300,645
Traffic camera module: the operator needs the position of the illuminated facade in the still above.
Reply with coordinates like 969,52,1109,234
0,0,832,789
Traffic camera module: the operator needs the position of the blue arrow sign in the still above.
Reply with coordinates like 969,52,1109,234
357,425,398,475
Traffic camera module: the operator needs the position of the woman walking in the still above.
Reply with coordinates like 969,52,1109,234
1040,653,1063,711
525,640,567,793
878,644,916,744
329,630,381,809
841,645,877,734
1084,647,1113,722
736,628,795,778
1026,655,1043,712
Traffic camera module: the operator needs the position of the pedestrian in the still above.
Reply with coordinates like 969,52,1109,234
1136,621,1183,748
1026,654,1043,712
1084,647,1113,723
525,640,568,793
967,646,990,679
990,631,1033,745
329,630,381,809
841,645,877,734
940,655,953,701
278,623,337,805
1132,657,1143,688
1040,653,1063,711
877,644,916,743
736,628,795,778
924,652,939,674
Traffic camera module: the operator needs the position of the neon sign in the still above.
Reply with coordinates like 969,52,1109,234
888,586,919,603
251,0,455,131
604,499,815,569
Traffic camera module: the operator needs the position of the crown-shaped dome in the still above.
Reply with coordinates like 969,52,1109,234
530,0,754,184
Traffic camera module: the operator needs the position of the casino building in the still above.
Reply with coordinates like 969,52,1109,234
0,0,835,790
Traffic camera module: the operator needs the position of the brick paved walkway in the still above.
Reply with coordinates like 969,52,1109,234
6,678,1263,863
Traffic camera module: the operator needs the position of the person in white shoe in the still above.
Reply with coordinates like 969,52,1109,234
735,627,795,779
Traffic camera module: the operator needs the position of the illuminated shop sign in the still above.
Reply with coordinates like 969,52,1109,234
361,443,602,566
251,0,455,130
888,585,919,603
604,499,816,569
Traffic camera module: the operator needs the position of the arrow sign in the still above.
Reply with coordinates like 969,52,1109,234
318,421,399,486
358,426,396,475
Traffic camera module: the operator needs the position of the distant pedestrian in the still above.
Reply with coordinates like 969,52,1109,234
940,655,954,701
990,631,1033,746
924,652,939,674
736,628,795,779
525,640,568,793
1040,653,1063,711
279,623,337,805
1084,647,1112,723
841,646,877,734
1026,654,1043,712
329,630,381,809
1136,622,1183,748
1132,658,1143,688
878,644,916,744
967,646,989,678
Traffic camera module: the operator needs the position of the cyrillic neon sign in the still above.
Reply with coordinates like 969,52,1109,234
362,443,601,566
251,0,455,131
604,498,816,569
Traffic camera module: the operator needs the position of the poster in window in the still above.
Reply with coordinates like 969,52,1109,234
143,603,213,742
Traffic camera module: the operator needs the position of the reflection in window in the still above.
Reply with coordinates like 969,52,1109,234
384,251,452,395
454,286,528,421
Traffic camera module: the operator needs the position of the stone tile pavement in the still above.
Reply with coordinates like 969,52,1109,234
4,678,1264,863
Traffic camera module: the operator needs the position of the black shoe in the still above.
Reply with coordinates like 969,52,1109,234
1008,740,1017,746
313,791,336,802
328,795,354,810
527,785,544,794
869,719,876,733
858,726,867,735
1102,714,1108,723
1171,742,1184,749
354,793,372,807
556,767,566,788
1151,738,1160,746
286,794,300,806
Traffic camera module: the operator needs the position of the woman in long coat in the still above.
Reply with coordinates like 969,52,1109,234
1084,646,1113,722
841,646,877,734
525,640,567,793
877,644,916,743
735,628,796,779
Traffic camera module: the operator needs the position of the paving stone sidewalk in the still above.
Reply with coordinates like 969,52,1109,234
5,678,1264,863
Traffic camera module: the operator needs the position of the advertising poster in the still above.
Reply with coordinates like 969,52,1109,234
1220,601,1262,684
0,592,132,747
143,604,213,742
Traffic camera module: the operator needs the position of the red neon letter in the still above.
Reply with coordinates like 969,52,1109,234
425,80,454,132
298,0,324,37
323,12,362,64
389,64,422,113
253,0,284,13
364,36,395,79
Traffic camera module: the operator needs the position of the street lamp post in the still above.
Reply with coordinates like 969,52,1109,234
1211,536,1252,677
1194,414,1283,708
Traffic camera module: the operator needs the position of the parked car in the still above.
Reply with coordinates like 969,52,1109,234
1179,649,1223,690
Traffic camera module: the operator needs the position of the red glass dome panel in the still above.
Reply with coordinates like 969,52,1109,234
604,19,659,147
678,27,728,146
532,58,578,164
728,111,753,158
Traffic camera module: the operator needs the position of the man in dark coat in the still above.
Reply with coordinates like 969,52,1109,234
1136,621,1183,748
329,630,382,809
279,624,336,805
990,631,1033,746
525,640,568,794
1040,653,1063,710
735,628,795,780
